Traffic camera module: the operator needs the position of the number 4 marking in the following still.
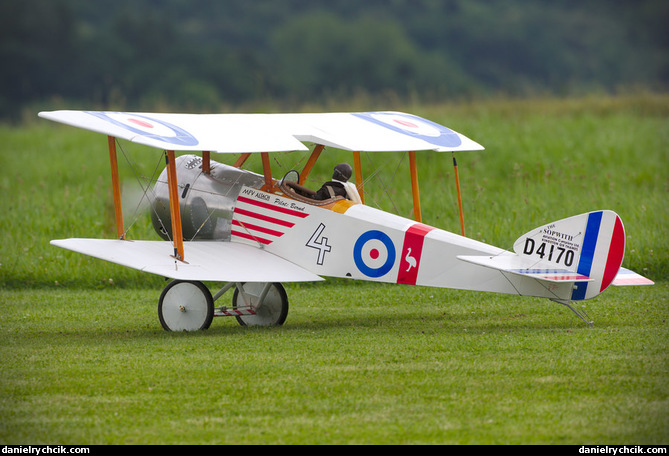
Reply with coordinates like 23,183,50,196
307,223,331,265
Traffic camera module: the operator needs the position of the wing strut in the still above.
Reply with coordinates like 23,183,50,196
299,144,324,185
233,153,251,168
165,150,185,262
353,151,365,204
260,152,273,191
202,151,211,174
408,151,422,222
107,136,125,240
453,154,466,237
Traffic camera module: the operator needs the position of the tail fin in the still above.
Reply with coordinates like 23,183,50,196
512,210,625,301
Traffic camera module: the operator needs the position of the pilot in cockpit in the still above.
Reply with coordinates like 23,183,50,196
314,163,354,201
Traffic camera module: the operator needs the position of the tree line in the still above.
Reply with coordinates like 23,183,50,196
1,0,667,119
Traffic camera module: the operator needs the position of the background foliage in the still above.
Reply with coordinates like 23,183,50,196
2,0,668,118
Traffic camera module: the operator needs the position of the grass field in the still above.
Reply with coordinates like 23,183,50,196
1,94,667,444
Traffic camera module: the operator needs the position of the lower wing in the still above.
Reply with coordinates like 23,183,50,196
51,238,324,283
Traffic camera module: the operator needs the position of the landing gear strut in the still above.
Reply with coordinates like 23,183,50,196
158,280,288,331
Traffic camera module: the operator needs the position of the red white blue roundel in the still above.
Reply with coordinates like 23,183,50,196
354,230,396,278
354,112,462,148
86,111,199,147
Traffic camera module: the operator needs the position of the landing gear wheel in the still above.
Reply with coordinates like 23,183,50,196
158,280,214,331
233,282,288,327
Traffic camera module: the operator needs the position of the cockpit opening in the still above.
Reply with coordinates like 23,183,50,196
278,164,362,206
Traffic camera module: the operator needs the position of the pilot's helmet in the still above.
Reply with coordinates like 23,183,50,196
332,163,352,182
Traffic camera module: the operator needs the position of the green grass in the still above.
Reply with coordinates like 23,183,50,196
1,283,667,444
1,94,667,444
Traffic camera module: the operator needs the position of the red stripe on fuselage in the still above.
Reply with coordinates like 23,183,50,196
233,208,295,228
232,219,284,237
397,223,435,285
230,230,272,245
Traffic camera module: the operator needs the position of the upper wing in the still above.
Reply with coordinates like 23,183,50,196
51,238,324,283
38,110,484,153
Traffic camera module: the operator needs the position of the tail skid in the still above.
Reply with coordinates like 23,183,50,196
552,299,594,326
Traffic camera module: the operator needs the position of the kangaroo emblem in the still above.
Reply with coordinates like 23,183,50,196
405,247,417,272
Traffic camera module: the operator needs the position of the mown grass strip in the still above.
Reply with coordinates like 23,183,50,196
0,282,666,444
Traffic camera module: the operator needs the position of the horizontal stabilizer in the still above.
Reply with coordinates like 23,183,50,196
612,267,654,286
51,238,324,283
457,254,592,283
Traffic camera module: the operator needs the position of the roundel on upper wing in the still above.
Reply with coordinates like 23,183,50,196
353,112,462,148
86,111,199,147
353,230,396,278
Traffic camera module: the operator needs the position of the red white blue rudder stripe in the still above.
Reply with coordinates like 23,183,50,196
570,211,625,300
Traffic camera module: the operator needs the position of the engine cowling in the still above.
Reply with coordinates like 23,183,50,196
151,155,265,241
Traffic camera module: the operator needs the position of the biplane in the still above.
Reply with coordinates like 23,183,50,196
38,110,654,331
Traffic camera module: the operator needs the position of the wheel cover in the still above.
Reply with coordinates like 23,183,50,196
159,281,213,331
234,283,288,326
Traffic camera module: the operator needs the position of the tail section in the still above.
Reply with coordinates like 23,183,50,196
459,210,653,324
512,210,626,301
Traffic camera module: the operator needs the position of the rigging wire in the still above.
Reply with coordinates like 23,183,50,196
115,139,172,242
361,151,407,216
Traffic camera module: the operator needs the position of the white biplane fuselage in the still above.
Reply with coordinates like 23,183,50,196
39,109,653,330
156,155,515,291
148,154,612,303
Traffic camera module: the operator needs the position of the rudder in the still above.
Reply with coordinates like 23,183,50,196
513,210,625,301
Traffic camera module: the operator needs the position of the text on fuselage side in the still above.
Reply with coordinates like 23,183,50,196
241,187,307,212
